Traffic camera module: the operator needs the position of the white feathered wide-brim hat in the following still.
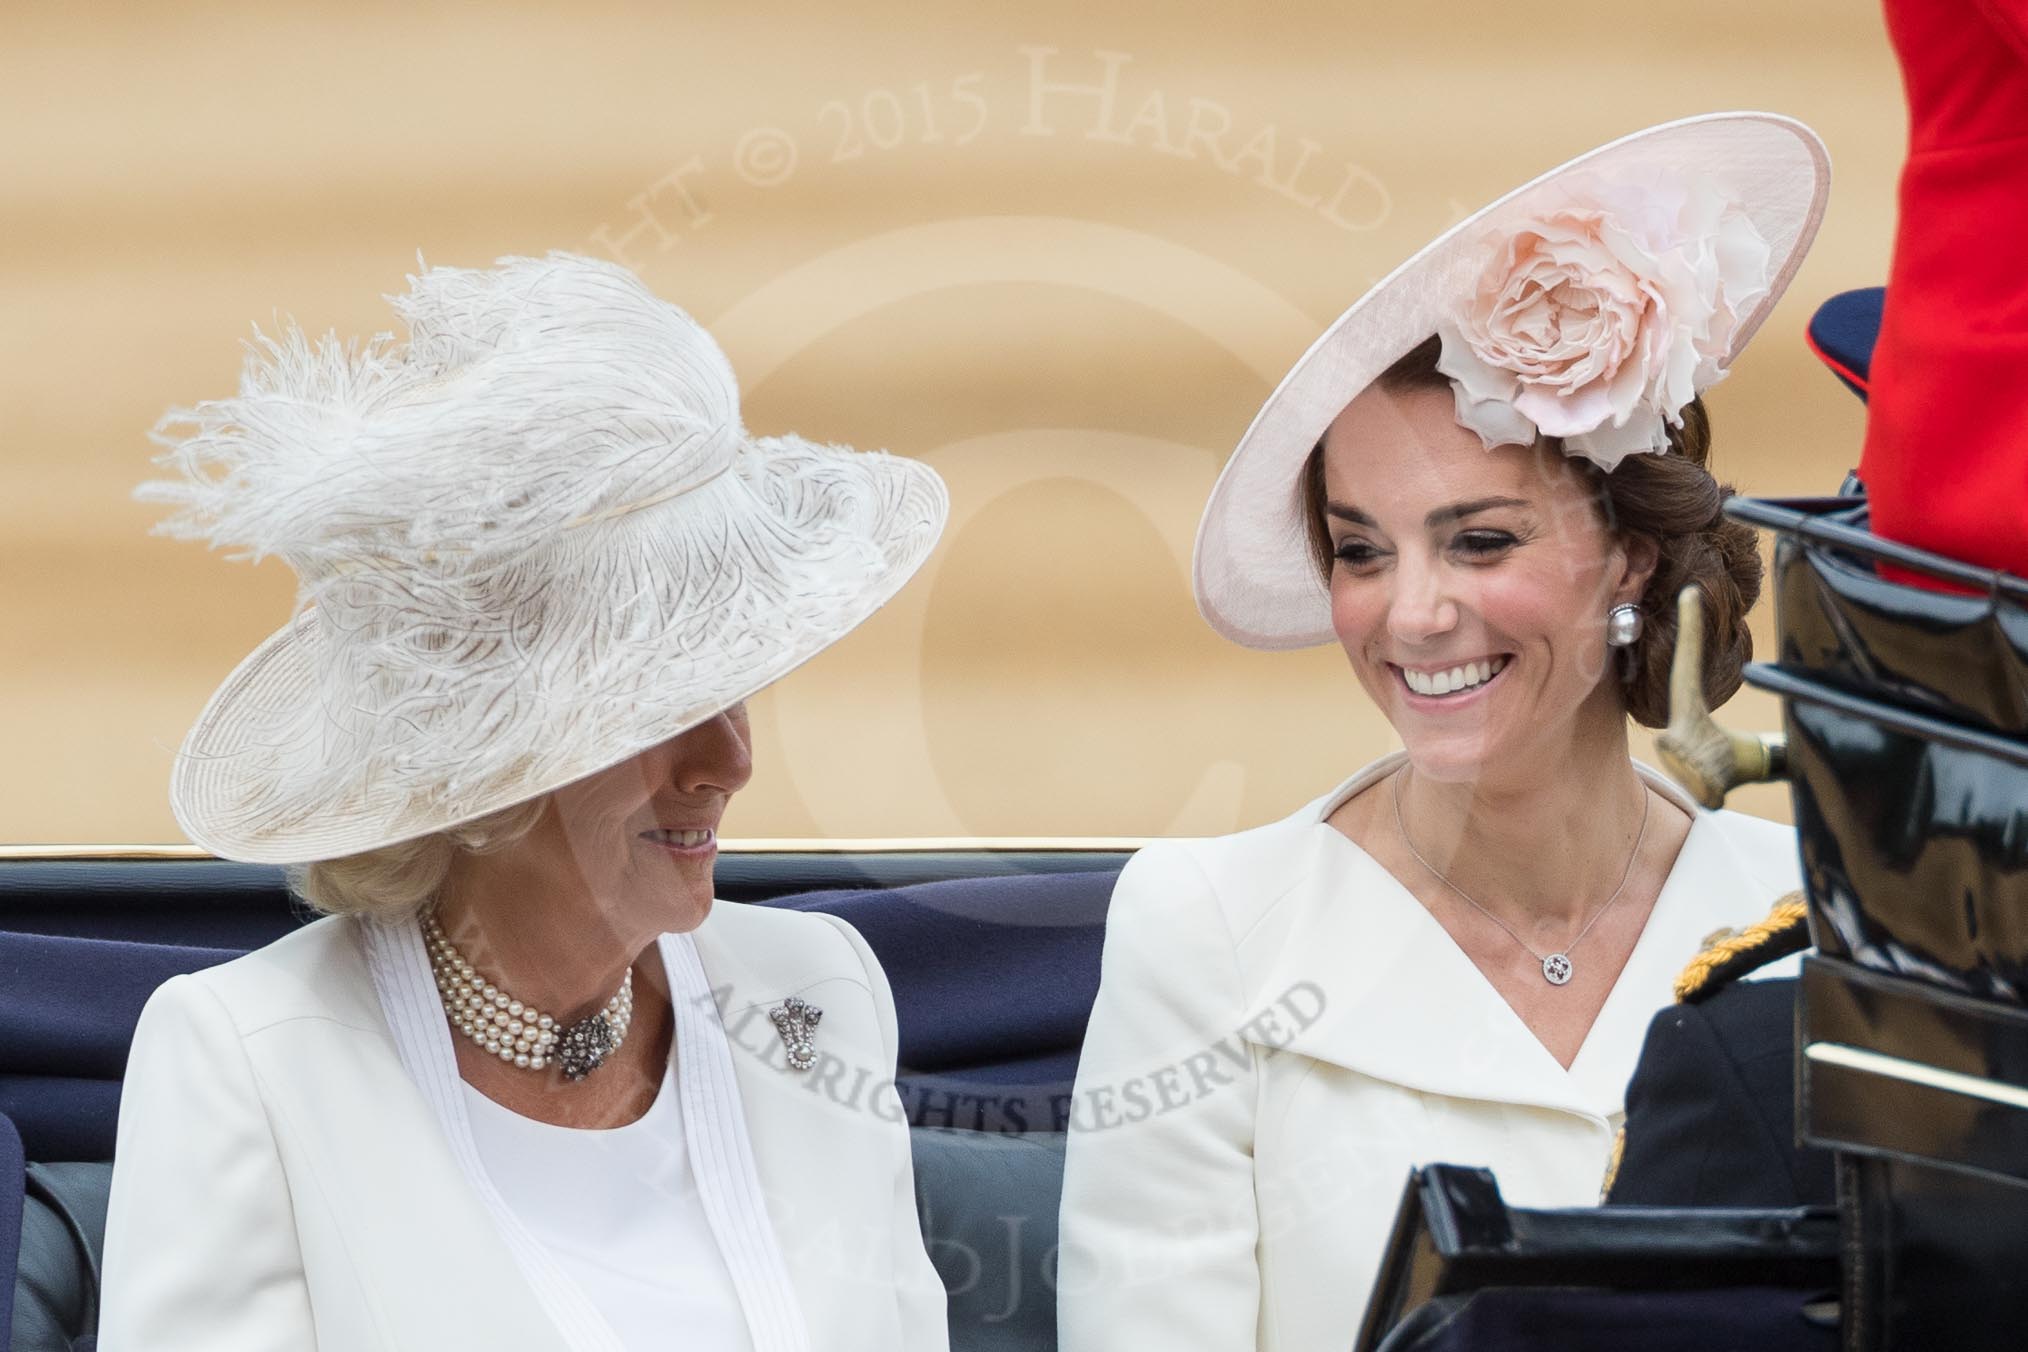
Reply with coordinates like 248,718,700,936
142,252,947,864
1194,112,1830,650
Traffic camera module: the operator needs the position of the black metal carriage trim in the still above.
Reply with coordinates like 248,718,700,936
1723,496,2028,602
1353,1164,1839,1352
1803,1038,2028,1188
1743,662,2028,766
1805,1043,2028,1114
1801,956,2028,1087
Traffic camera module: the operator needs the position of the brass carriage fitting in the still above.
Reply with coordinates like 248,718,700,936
1653,585,1787,809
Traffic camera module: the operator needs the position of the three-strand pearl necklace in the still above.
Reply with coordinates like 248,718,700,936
422,914,634,1081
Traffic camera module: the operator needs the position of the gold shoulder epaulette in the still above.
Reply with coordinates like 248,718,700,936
1600,1126,1627,1201
1671,893,1809,1004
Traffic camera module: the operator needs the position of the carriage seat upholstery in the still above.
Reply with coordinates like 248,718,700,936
2,855,1125,1352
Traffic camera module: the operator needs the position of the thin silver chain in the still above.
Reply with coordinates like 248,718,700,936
1389,767,1650,983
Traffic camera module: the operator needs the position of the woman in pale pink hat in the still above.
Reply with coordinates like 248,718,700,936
101,253,950,1352
1058,114,1829,1350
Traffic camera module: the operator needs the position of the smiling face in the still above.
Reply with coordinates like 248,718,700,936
482,703,754,939
1318,382,1654,786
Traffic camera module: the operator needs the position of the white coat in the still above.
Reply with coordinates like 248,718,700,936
1056,754,1801,1352
99,898,949,1352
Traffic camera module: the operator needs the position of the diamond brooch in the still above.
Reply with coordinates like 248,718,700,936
769,996,822,1071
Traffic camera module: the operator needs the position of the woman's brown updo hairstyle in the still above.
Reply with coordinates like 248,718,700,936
1299,334,1761,729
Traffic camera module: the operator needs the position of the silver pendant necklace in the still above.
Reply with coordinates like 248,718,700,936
1389,769,1650,987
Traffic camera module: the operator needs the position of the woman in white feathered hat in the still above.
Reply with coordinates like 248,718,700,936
1058,114,1828,1350
101,253,951,1352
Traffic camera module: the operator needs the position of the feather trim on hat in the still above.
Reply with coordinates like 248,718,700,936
139,253,744,570
138,254,938,850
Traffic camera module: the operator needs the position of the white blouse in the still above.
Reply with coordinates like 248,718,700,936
465,1050,755,1352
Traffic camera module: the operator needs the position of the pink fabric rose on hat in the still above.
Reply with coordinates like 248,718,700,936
1436,170,1772,470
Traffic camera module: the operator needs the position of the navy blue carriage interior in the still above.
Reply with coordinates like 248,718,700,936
0,850,1122,1352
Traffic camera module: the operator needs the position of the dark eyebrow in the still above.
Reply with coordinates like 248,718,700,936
1426,495,1529,526
1326,496,1528,529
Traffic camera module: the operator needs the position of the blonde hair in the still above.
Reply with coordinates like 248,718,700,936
289,795,550,923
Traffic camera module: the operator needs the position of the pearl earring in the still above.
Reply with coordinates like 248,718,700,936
1606,603,1643,647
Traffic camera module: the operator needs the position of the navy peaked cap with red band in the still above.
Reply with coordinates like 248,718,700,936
1805,287,1884,402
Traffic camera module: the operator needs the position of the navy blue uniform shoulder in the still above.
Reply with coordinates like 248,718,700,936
1609,978,1832,1208
1609,895,1833,1209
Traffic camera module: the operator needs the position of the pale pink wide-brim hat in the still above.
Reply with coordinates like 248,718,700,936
1193,112,1831,650
141,253,947,864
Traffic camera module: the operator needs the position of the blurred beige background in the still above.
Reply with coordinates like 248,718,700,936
2,0,1896,846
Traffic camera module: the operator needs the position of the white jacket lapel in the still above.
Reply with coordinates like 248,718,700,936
1247,827,1592,1117
1562,807,1793,1116
692,903,933,1352
259,1039,570,1350
1243,765,1730,1123
661,925,814,1352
